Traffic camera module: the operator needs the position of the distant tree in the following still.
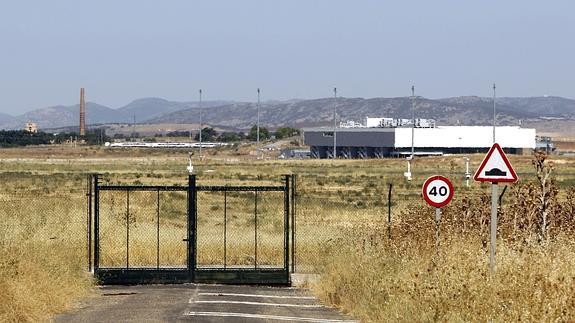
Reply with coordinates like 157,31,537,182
194,127,218,141
274,127,300,139
0,130,52,147
248,125,269,141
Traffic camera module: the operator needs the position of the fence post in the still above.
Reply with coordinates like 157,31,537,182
291,174,297,273
224,190,227,269
93,174,100,272
126,190,130,269
284,175,290,279
254,190,258,269
387,183,393,240
188,174,197,282
87,174,93,272
499,185,508,205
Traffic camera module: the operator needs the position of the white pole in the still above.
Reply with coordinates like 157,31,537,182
333,87,337,159
199,89,203,159
411,85,415,158
465,157,470,187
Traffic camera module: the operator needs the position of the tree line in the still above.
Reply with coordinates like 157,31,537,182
0,129,110,147
0,125,299,147
162,126,300,142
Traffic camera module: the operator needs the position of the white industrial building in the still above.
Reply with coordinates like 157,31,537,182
394,126,535,151
304,118,536,158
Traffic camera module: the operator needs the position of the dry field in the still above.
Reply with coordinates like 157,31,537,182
1,144,575,321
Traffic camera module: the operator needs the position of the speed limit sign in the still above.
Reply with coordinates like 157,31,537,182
422,175,454,208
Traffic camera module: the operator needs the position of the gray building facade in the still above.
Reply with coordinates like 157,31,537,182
303,128,395,158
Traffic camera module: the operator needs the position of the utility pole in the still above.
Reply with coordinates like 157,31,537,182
493,83,496,144
257,88,260,159
199,89,203,159
333,87,337,159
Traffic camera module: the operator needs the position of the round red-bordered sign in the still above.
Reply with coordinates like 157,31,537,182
422,175,454,208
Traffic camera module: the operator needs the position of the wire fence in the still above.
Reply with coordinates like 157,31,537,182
292,174,409,273
0,190,90,271
3,170,575,275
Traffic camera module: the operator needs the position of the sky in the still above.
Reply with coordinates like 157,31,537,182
0,1,573,115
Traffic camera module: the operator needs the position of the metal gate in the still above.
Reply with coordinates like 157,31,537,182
91,174,292,285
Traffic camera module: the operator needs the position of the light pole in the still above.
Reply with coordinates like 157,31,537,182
257,88,260,159
404,86,415,181
492,83,496,144
333,87,337,159
199,89,203,159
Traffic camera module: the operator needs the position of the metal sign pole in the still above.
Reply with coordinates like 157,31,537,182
435,207,441,258
490,183,498,273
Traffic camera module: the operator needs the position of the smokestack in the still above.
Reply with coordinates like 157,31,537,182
80,88,86,136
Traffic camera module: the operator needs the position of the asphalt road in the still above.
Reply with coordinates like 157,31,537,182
56,284,356,323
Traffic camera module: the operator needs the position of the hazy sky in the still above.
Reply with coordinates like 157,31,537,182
0,1,573,114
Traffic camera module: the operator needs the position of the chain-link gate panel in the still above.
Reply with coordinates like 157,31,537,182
196,190,226,268
98,190,128,268
93,175,292,285
97,188,188,270
254,190,285,269
195,189,286,270
158,190,187,268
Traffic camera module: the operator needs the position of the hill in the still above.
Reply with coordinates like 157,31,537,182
2,96,575,131
149,96,572,129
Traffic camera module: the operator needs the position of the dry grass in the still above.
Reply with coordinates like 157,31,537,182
312,153,575,321
0,193,93,322
314,231,575,322
0,242,94,322
1,145,575,321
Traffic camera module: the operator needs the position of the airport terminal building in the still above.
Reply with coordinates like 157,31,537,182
303,118,536,158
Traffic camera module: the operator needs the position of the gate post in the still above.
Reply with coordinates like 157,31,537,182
291,174,296,273
87,174,93,272
188,174,197,282
93,174,100,272
284,175,290,280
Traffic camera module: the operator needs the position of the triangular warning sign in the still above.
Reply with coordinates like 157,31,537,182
474,143,518,183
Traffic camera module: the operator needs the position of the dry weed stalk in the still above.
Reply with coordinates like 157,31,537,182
532,151,556,242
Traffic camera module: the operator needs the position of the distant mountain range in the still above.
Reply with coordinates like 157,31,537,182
2,96,575,131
